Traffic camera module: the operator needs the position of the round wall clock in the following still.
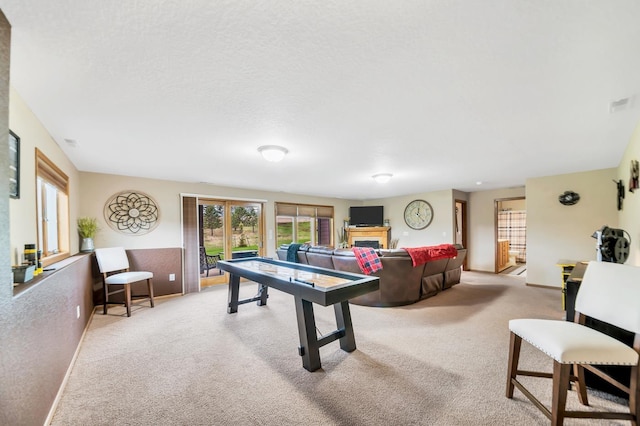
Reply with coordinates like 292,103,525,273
404,199,433,230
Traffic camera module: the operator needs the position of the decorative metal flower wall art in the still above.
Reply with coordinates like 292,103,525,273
104,190,159,235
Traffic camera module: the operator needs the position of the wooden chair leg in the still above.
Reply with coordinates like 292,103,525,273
573,364,589,406
103,281,109,315
551,361,571,426
124,283,132,317
147,278,155,308
630,365,639,426
506,332,522,398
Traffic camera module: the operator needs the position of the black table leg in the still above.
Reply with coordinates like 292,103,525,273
294,297,321,372
334,301,356,352
227,273,241,313
257,283,269,306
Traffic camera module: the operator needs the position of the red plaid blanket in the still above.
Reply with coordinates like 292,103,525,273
403,244,458,267
352,247,383,275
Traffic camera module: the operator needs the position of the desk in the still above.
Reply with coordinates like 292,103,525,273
217,258,379,371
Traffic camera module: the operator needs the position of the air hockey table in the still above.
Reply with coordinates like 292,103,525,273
217,257,379,372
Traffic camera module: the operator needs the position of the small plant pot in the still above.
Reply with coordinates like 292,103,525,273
12,265,35,283
80,238,95,253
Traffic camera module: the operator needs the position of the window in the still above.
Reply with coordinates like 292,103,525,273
36,149,70,266
275,203,334,247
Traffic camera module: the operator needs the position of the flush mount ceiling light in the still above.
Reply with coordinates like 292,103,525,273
258,145,288,162
372,173,393,184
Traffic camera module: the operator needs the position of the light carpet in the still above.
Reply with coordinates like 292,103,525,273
50,271,628,425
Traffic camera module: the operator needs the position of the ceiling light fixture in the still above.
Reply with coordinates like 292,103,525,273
372,173,393,184
258,145,288,162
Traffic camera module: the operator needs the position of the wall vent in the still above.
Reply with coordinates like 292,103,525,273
64,138,78,147
609,97,630,113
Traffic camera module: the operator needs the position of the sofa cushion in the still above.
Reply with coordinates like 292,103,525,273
307,246,335,255
333,250,423,307
421,257,449,298
306,246,335,269
276,244,310,264
378,249,411,258
443,248,467,289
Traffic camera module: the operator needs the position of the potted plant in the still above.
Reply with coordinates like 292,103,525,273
77,217,99,252
336,228,348,249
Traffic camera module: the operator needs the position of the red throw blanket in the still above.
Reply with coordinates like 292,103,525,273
403,244,458,267
352,247,383,275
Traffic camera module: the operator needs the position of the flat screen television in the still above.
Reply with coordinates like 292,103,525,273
349,206,384,227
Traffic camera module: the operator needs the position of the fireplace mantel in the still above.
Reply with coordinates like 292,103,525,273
347,226,391,249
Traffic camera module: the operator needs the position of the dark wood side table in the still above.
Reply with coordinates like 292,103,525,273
565,261,633,398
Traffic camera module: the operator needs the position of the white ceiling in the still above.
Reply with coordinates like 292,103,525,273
2,1,640,200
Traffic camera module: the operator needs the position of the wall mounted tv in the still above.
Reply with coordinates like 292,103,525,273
349,206,384,227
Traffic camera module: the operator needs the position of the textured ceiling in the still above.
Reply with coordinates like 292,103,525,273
2,1,640,200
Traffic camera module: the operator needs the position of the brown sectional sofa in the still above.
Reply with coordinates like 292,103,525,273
276,244,467,307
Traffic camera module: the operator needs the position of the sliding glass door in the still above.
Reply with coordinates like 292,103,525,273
230,204,262,258
197,199,263,287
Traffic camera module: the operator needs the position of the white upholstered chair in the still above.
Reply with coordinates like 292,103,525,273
95,247,155,317
506,260,639,425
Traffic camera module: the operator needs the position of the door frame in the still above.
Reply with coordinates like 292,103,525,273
454,199,468,270
180,194,266,294
494,196,526,273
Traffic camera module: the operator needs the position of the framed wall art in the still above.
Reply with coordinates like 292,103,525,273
103,190,160,235
9,130,20,199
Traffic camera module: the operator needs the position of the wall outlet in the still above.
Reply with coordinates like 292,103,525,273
169,273,175,281
76,305,80,319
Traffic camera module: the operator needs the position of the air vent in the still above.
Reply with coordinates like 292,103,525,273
609,97,630,113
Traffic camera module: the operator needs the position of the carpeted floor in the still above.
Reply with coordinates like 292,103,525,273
50,271,628,425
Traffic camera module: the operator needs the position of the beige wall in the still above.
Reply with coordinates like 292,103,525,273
8,88,81,264
526,168,618,287
9,82,638,293
79,171,357,258
2,20,95,426
467,186,526,272
366,189,456,248
79,175,463,259
618,120,640,266
0,11,9,294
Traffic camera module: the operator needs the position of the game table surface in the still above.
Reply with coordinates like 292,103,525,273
217,257,379,306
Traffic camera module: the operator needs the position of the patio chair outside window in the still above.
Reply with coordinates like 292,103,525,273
200,246,222,276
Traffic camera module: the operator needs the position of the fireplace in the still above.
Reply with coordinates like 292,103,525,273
347,226,390,249
354,240,380,249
